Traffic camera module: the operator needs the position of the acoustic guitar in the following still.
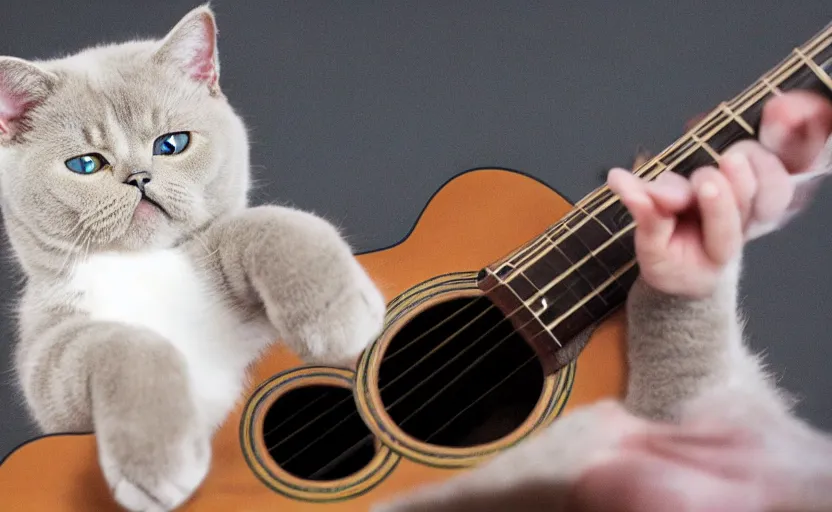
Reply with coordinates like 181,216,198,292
1,18,831,512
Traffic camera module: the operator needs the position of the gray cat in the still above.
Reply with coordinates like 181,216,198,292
0,5,385,511
3,3,830,512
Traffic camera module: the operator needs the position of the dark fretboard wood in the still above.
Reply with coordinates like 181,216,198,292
479,21,832,376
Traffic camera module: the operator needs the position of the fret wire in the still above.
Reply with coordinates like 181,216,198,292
692,108,727,138
538,48,823,325
507,159,667,295
735,57,800,103
730,63,794,111
719,102,755,135
578,204,611,234
651,31,829,172
530,257,597,317
558,222,618,308
520,82,767,321
502,184,618,266
503,34,828,348
696,51,807,142
557,221,618,284
489,265,562,347
634,160,667,179
520,268,544,292
793,47,832,92
509,230,563,270
506,241,548,271
545,259,638,331
762,76,783,96
725,26,831,113
690,133,721,161
521,243,613,321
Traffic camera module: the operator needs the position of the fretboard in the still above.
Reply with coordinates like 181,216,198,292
478,20,832,376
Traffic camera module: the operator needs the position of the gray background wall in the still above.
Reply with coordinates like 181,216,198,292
1,1,830,462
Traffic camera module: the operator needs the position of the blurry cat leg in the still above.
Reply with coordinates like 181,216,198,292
623,258,793,424
372,400,652,512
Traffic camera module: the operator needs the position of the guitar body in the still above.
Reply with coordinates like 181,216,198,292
0,168,628,511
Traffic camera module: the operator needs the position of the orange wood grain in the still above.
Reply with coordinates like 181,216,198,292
0,168,628,511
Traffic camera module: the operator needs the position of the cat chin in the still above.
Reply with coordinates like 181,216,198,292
113,215,182,253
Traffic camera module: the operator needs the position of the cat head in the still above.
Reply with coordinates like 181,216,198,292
0,5,250,275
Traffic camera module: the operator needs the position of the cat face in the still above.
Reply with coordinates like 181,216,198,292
0,5,250,273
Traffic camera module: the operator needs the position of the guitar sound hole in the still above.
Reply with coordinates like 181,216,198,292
377,296,544,447
262,385,376,481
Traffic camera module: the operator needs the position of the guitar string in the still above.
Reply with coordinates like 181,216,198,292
269,31,832,471
260,390,335,439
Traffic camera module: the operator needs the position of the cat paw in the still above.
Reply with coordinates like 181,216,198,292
97,426,211,512
220,205,388,365
297,257,387,365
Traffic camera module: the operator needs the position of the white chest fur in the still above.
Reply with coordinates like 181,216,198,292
68,249,276,428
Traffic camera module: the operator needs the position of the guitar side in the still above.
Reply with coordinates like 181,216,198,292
0,168,629,511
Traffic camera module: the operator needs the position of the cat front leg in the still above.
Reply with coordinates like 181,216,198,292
201,205,386,365
17,317,210,512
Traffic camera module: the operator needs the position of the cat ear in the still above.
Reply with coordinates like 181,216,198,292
0,57,55,140
154,5,221,94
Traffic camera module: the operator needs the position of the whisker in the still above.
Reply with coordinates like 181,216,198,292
192,233,219,264
55,225,90,278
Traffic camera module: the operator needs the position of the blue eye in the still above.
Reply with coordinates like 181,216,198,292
65,154,107,174
153,132,190,156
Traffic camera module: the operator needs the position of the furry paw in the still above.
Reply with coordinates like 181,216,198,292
297,257,387,365
97,421,211,512
214,205,388,365
89,335,213,511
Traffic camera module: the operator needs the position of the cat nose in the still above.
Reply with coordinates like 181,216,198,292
125,170,152,193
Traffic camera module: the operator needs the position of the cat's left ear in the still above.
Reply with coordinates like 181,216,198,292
154,5,221,95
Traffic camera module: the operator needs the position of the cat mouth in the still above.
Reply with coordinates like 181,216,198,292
136,193,170,219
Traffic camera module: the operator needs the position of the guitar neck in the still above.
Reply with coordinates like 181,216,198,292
478,20,832,375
